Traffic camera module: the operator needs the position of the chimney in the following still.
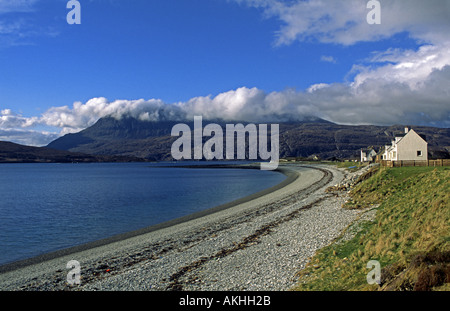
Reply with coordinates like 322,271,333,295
405,127,409,134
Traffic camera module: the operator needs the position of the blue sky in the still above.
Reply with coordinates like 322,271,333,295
0,0,449,146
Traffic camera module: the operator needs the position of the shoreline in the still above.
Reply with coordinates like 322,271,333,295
0,163,362,291
0,164,296,275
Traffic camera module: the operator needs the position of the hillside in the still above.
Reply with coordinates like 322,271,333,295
47,116,450,161
0,141,142,163
295,165,450,291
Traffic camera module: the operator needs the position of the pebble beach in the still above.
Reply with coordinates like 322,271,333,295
0,163,369,291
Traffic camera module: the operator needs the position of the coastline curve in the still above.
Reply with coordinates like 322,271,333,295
0,164,344,291
0,164,298,275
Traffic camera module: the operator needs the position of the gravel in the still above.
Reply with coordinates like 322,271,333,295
0,164,369,291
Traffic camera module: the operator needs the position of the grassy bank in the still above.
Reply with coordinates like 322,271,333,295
294,166,449,291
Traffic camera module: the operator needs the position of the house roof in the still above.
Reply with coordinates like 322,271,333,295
418,134,427,141
361,148,375,153
386,129,427,152
376,148,385,155
397,129,427,144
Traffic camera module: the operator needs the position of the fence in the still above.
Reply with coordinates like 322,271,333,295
380,159,450,167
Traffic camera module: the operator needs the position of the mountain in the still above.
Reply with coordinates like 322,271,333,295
48,117,189,161
0,141,143,163
47,116,450,161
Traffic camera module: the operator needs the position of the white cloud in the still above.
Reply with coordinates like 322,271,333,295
0,0,59,48
38,97,182,134
236,0,450,46
0,128,60,146
0,0,38,14
0,110,38,128
354,43,450,90
306,65,450,127
307,83,329,93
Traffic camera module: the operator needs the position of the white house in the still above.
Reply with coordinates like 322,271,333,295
361,147,377,162
381,127,428,161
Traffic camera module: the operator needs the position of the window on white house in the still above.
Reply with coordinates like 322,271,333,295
417,150,422,157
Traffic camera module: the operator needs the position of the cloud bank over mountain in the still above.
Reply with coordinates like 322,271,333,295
2,59,450,146
2,57,449,146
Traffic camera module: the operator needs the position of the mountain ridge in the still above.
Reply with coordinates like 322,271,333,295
46,116,450,161
0,140,143,163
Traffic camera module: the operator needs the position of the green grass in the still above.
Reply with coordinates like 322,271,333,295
335,161,363,168
294,166,450,291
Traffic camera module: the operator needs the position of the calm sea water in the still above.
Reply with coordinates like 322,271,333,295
0,162,285,266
